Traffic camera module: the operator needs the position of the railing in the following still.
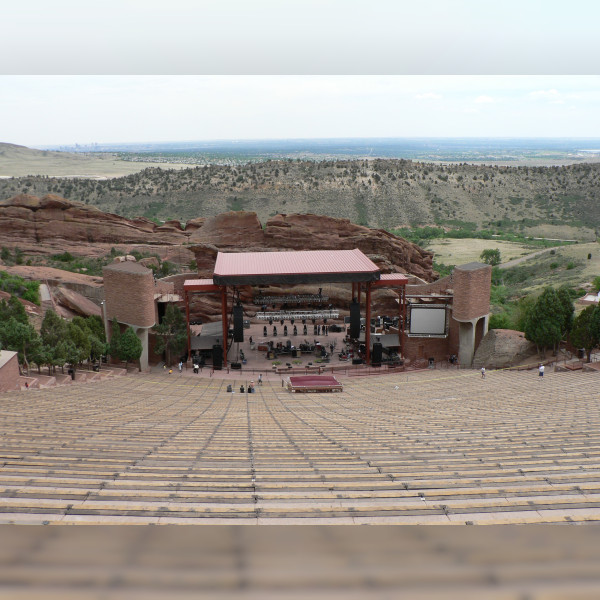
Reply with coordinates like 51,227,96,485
254,294,329,305
256,310,339,321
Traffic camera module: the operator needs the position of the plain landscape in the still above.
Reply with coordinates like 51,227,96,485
1,137,600,330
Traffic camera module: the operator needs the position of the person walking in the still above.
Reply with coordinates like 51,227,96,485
258,374,263,385
481,366,485,379
178,361,183,373
539,364,545,378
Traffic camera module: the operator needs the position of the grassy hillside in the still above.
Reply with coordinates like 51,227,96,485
1,159,599,239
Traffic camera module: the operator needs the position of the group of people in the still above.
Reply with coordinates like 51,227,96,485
481,363,545,379
226,374,263,394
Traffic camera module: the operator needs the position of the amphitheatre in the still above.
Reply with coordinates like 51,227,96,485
2,365,600,525
1,193,600,527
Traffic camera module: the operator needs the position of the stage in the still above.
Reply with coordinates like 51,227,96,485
285,374,343,393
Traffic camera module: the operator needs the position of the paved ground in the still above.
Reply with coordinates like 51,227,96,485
185,319,356,379
2,366,600,525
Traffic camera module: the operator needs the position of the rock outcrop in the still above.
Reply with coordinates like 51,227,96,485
0,194,185,250
1,196,438,322
0,196,434,281
52,286,102,318
473,329,537,369
190,211,434,282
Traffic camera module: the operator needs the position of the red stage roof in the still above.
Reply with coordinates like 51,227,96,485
183,279,219,293
213,249,380,285
372,273,408,288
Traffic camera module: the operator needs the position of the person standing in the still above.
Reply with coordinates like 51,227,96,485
481,366,485,379
178,361,183,373
258,374,263,385
539,364,545,378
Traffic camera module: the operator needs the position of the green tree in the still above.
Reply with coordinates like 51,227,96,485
152,304,187,366
556,285,575,339
0,317,41,372
119,327,143,370
0,296,29,325
85,315,106,342
570,306,600,362
513,294,537,332
480,248,502,266
524,287,564,355
489,313,511,330
109,317,122,359
67,322,91,370
40,310,69,373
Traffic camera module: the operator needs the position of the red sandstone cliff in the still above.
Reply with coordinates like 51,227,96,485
0,196,436,320
189,212,434,282
0,194,184,249
0,196,434,281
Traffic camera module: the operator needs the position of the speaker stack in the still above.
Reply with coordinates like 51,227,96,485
372,342,383,365
233,305,244,343
349,301,361,339
212,344,223,370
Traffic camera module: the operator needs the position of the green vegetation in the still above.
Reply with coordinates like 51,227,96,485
480,248,502,266
151,304,187,367
432,261,454,278
1,246,25,266
570,306,600,362
523,287,574,355
390,225,575,248
0,303,108,374
118,327,143,370
0,271,40,305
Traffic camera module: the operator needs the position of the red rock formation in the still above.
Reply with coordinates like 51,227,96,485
52,286,102,318
1,196,436,322
189,212,434,282
0,194,185,249
188,212,265,247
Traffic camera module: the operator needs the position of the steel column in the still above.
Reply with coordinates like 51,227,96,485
221,286,228,367
365,282,371,365
185,291,191,360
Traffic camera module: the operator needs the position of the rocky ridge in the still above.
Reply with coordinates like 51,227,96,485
0,195,434,280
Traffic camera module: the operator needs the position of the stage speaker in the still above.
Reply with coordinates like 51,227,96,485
212,344,223,369
372,342,383,365
231,362,241,370
233,305,244,342
352,357,363,365
350,301,361,338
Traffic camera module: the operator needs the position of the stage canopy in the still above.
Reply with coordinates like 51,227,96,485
212,249,380,286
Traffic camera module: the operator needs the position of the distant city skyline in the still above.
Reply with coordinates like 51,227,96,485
2,76,600,147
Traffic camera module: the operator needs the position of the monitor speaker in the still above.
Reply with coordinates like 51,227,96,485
372,342,383,364
233,305,244,342
350,301,361,338
212,344,223,369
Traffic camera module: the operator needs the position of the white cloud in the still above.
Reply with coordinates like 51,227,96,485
474,95,495,103
529,88,561,99
415,92,442,100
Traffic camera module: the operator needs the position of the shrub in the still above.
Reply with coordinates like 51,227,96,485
489,313,511,329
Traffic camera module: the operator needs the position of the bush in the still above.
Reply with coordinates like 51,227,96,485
489,313,512,329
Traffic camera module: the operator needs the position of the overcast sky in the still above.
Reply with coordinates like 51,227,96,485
1,1,599,146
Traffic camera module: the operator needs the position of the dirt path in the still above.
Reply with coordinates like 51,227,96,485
498,248,554,269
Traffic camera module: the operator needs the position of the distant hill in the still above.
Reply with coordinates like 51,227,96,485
1,150,599,239
0,142,189,178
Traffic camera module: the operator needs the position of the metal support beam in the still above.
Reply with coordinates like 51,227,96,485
185,291,191,361
365,282,372,365
221,286,228,367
